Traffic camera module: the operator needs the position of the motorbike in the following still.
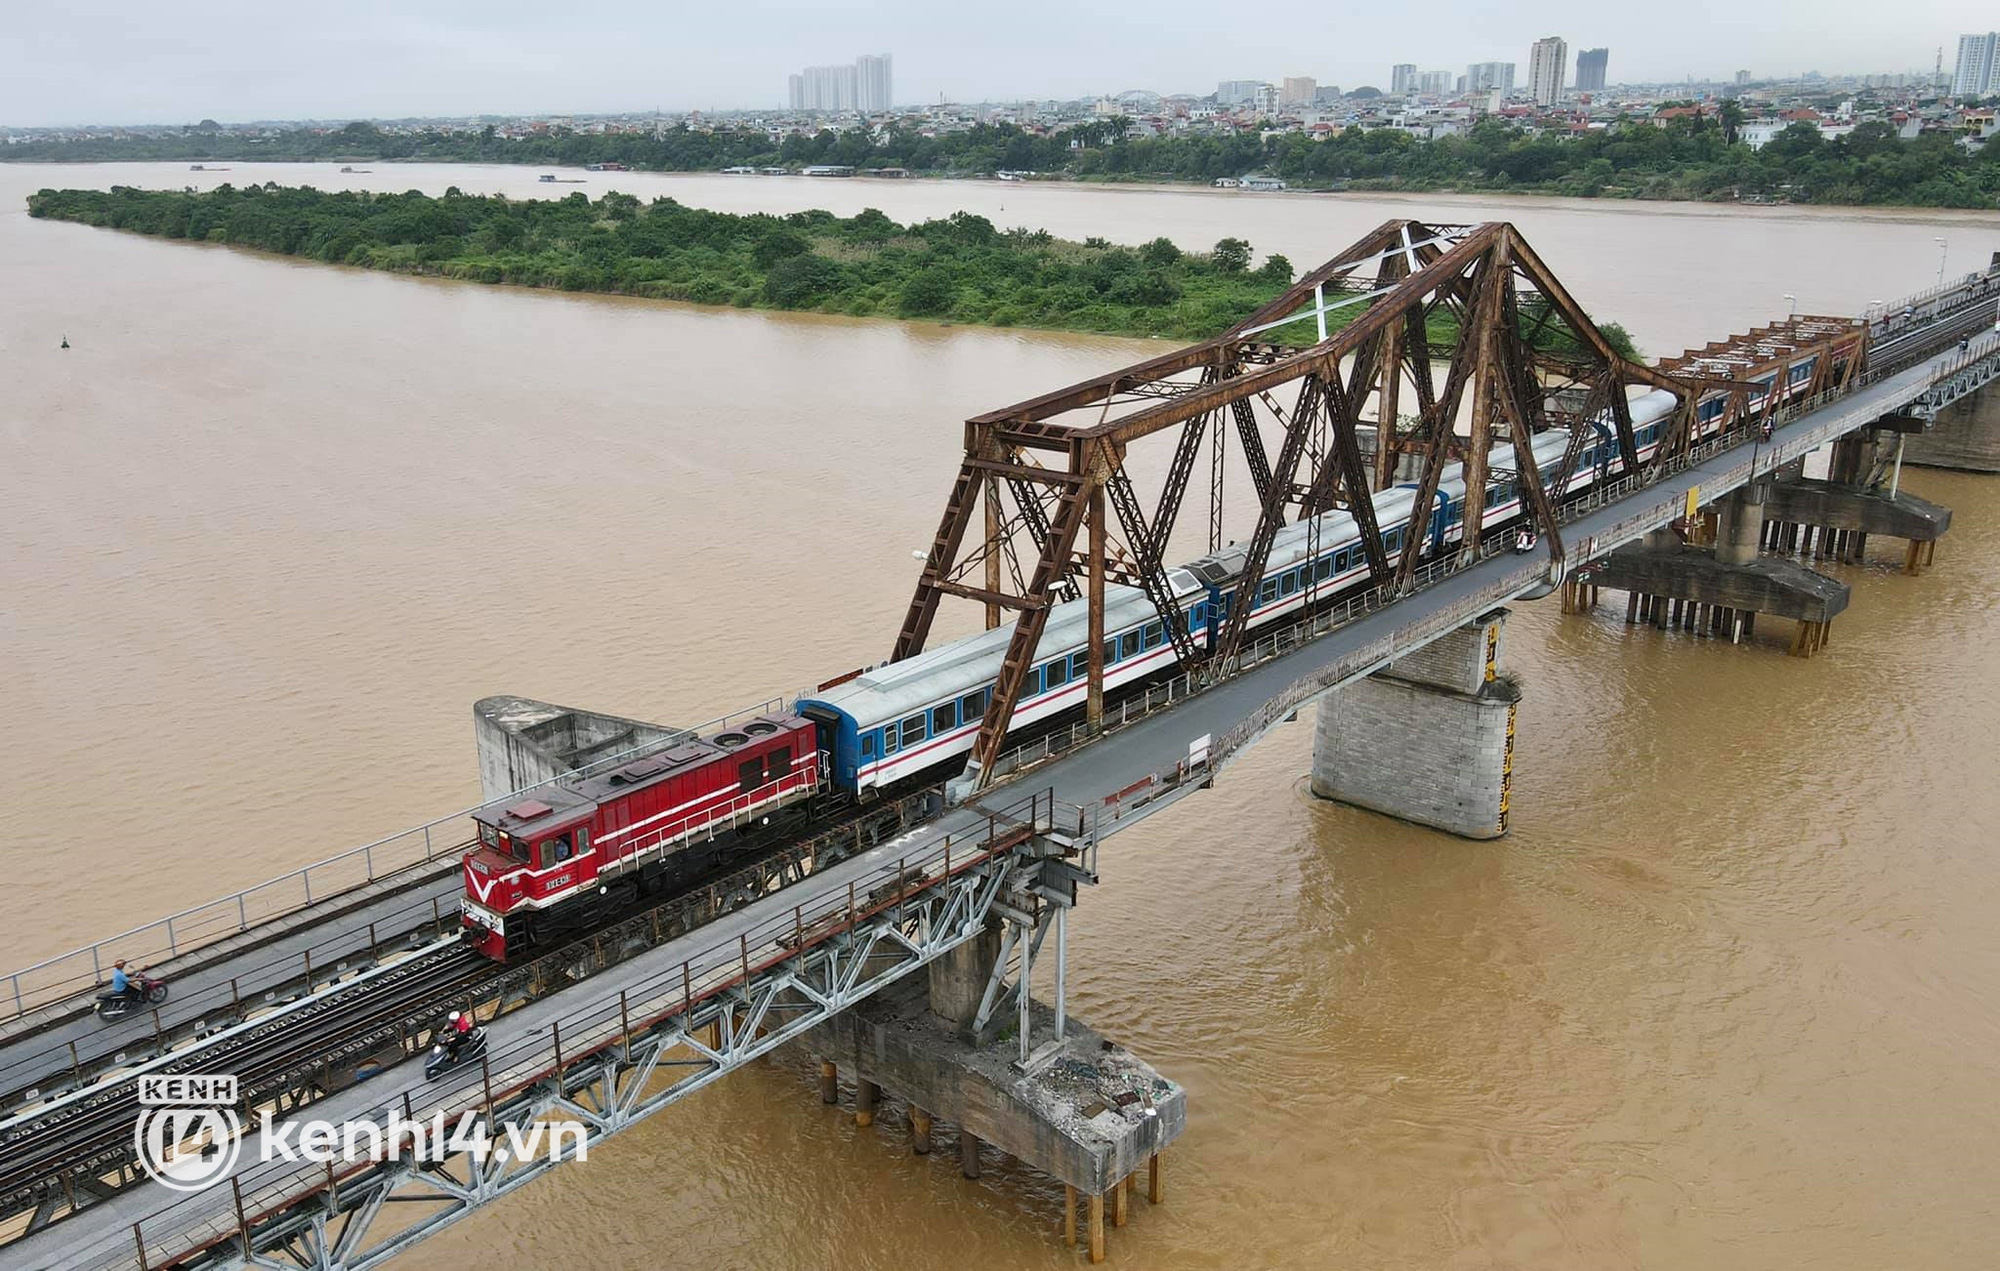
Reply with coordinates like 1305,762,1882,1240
425,1025,489,1080
1512,530,1538,555
95,972,169,1019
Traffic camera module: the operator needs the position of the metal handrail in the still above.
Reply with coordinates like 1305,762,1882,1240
123,789,1074,1271
0,697,789,1024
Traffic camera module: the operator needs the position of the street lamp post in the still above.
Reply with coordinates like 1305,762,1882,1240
1936,236,1949,287
1783,293,1797,320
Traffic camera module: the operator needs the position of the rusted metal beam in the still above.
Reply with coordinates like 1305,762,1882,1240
1086,484,1106,729
1001,225,1500,448
967,461,1094,783
928,579,1042,611
894,459,985,660
1209,372,1327,671
1102,467,1202,669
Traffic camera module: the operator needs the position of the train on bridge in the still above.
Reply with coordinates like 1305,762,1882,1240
462,358,1839,961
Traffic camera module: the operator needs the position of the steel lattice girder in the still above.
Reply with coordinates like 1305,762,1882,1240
892,220,1713,785
120,801,1086,1271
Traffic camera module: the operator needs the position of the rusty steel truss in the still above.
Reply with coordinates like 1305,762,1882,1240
894,220,1725,786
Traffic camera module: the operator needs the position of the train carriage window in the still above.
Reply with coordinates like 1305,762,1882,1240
1142,622,1163,649
931,704,955,735
765,747,792,782
1119,631,1140,659
543,835,573,866
1070,651,1090,681
962,687,989,720
1102,639,1118,667
1258,578,1279,605
880,727,897,756
738,758,762,793
1045,659,1070,689
862,731,879,759
1315,556,1333,582
575,828,590,854
479,823,497,849
900,714,927,747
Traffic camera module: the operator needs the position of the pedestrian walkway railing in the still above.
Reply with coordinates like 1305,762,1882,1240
117,790,1076,1271
0,699,788,1025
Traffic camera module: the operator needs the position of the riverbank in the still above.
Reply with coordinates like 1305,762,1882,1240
8,117,1999,210
24,184,1637,355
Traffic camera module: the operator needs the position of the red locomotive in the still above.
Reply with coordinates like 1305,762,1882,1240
461,714,822,959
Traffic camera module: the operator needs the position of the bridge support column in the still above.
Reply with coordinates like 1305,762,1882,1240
1310,608,1517,840
1716,484,1766,567
855,1079,878,1128
927,917,1001,1039
1903,379,2000,471
910,1107,933,1155
819,1059,837,1105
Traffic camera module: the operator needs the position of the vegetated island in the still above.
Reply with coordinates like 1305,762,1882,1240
26,184,1637,355
9,115,1998,208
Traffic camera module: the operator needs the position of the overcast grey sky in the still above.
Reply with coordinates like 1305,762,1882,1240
3,0,1992,126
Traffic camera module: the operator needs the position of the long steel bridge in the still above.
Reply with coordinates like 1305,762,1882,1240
3,221,1997,1270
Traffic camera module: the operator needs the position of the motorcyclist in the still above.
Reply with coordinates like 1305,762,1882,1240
1515,526,1536,553
445,1010,474,1058
109,960,137,1004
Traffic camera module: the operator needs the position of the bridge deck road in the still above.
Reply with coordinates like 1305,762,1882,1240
6,353,1950,1269
0,864,463,1109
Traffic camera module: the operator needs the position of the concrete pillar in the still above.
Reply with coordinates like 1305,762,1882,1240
818,1059,837,1105
958,1129,982,1179
1905,380,2000,471
927,918,1002,1037
1311,609,1519,839
910,1108,932,1155
855,1079,878,1128
1716,485,1766,567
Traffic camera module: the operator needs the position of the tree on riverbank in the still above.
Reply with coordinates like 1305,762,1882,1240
25,184,1637,356
9,114,2000,208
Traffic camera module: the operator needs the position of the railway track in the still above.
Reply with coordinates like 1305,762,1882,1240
0,784,943,1244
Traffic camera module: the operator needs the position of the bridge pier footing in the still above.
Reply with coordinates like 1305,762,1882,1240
1309,608,1517,840
797,976,1183,1263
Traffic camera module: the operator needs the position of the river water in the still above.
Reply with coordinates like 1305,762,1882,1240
3,163,1997,1267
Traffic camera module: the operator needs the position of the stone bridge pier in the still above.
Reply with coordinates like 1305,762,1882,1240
1310,608,1518,840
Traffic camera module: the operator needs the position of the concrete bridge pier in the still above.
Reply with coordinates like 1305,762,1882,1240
1902,377,2000,472
1756,469,1951,575
1310,608,1518,840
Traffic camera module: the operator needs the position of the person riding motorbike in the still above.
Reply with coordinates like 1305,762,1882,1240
1514,526,1537,554
109,960,137,1004
444,1010,474,1058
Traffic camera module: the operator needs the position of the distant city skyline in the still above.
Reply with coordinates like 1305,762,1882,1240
2,0,1994,125
788,54,892,112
